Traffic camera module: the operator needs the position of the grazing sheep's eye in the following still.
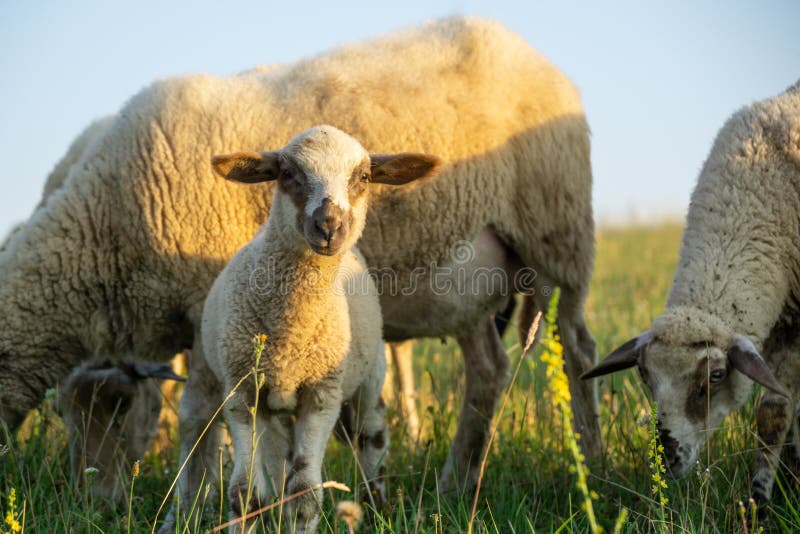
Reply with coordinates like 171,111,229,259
709,369,726,384
361,172,369,183
280,169,292,181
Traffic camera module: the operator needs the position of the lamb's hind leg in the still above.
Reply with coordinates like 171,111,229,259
440,318,509,492
353,347,389,506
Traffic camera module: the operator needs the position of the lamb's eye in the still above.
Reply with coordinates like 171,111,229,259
360,172,369,183
280,169,292,181
709,369,726,384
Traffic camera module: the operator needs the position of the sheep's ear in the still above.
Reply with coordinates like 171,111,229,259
211,151,281,183
581,330,653,379
130,362,187,383
728,334,790,397
370,153,441,185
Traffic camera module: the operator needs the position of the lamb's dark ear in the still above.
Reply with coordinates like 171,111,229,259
581,330,653,379
370,153,441,185
728,334,790,397
211,151,281,183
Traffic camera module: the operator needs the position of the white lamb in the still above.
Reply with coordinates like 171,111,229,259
198,125,439,530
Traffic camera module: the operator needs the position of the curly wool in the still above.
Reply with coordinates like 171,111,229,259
651,305,733,349
665,80,800,347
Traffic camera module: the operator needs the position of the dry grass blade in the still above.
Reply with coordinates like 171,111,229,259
467,311,542,534
210,481,351,532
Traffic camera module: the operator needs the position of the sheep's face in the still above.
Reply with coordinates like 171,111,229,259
212,125,440,256
637,340,752,476
582,331,789,477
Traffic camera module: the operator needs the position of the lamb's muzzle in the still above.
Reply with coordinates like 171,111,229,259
307,199,346,254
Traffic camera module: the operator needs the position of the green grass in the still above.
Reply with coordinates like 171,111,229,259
2,222,799,532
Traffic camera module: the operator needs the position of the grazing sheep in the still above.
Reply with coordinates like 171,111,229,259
39,116,117,205
583,81,800,506
7,115,193,500
0,16,598,501
58,360,183,504
196,125,437,530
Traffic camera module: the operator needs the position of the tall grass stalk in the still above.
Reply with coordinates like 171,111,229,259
540,288,602,533
127,459,140,534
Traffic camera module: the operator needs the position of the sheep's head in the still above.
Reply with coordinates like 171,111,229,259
212,125,440,256
582,307,789,477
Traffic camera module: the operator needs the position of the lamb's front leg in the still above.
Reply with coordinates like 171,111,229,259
752,390,793,510
225,399,270,531
285,382,343,533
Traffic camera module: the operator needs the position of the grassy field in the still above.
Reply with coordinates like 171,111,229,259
2,223,799,533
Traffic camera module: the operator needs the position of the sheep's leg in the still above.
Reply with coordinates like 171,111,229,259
389,340,420,440
163,347,223,532
752,391,793,508
556,287,601,460
226,401,270,529
441,318,509,492
285,384,343,533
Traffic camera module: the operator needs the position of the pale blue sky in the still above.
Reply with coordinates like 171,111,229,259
1,1,798,236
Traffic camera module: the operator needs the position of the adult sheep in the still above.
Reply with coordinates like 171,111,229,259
583,81,800,507
0,16,598,492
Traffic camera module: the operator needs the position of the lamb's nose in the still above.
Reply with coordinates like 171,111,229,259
315,216,341,242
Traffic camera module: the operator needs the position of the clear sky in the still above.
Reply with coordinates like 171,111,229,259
1,1,798,236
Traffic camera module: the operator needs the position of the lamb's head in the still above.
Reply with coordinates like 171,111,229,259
212,125,440,255
582,307,789,476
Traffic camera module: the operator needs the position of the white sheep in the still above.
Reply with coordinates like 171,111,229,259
197,125,438,530
0,17,598,505
583,81,800,507
0,116,191,505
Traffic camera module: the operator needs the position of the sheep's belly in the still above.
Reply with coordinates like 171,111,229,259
380,228,520,340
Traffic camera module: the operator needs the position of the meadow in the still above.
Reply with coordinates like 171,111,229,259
2,222,798,533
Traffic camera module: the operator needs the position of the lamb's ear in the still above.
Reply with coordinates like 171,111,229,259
581,330,653,379
211,151,281,183
370,153,441,185
728,334,790,397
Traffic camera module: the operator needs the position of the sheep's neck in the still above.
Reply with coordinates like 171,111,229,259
666,180,793,345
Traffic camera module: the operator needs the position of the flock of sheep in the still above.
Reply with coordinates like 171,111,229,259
0,15,798,531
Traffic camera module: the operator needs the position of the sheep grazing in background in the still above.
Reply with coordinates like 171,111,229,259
0,16,598,506
58,360,184,504
194,125,438,530
583,81,800,507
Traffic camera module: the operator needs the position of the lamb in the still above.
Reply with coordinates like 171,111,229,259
0,16,598,501
197,125,438,530
583,81,800,507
